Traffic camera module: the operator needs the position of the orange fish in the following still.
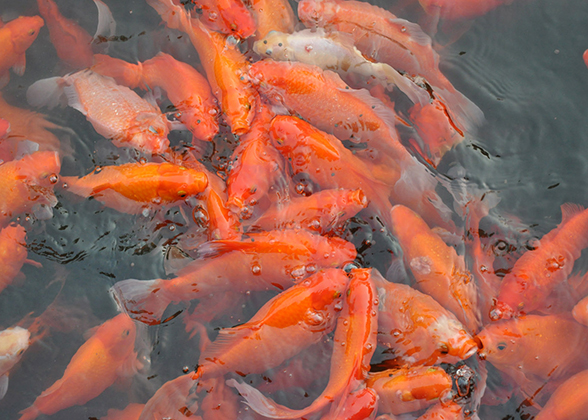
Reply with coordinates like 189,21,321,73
250,188,367,234
320,387,378,420
476,314,588,397
226,104,288,216
146,0,258,135
62,162,208,214
92,53,219,141
0,118,8,139
584,49,588,69
372,270,477,367
533,369,588,420
36,0,94,69
365,366,453,416
493,203,588,320
191,0,256,39
390,204,481,332
111,229,356,325
229,267,378,419
27,70,170,154
18,313,140,420
0,151,61,228
415,401,466,419
297,0,484,132
247,0,295,40
572,295,588,327
0,16,44,88
249,60,407,162
418,0,514,20
0,225,32,295
0,326,30,400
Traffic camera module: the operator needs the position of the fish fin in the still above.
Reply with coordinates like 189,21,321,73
14,140,40,160
110,279,170,325
377,63,430,106
388,18,434,48
227,379,305,419
26,77,65,109
93,0,116,43
0,374,8,400
433,87,485,133
560,203,585,225
0,72,9,89
198,324,253,364
385,258,409,283
62,83,88,115
337,85,400,134
138,374,198,420
195,240,250,258
32,202,56,221
164,245,194,276
168,120,189,131
12,54,26,76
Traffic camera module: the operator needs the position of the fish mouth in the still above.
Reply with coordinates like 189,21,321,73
464,344,478,359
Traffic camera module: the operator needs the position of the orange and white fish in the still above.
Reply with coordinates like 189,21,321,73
390,204,481,332
476,314,588,397
229,268,378,419
247,0,295,40
533,369,588,420
111,229,356,325
37,0,115,69
418,0,515,21
27,70,170,154
146,0,258,135
0,16,44,88
493,203,588,320
365,366,453,416
191,0,256,39
250,188,367,234
62,161,208,214
297,0,484,133
0,151,61,228
92,53,219,141
372,269,478,366
18,313,140,420
0,326,30,399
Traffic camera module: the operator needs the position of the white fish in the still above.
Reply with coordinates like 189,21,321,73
0,326,30,399
253,28,430,106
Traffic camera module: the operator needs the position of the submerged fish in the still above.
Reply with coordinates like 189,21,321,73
0,16,44,88
0,326,30,400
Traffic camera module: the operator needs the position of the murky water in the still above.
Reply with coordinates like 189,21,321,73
1,0,588,418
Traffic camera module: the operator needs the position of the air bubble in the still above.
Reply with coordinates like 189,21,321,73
48,174,58,184
251,263,262,275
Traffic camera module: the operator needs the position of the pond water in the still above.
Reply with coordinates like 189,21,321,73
1,0,588,419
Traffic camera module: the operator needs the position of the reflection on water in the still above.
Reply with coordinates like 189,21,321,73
1,0,588,419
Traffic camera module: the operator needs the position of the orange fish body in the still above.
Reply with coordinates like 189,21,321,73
248,0,295,40
62,162,208,214
18,313,139,420
297,0,484,132
418,0,514,20
584,49,588,69
320,387,378,420
390,205,481,332
534,369,588,420
90,54,143,88
365,366,453,416
146,0,257,135
230,268,378,419
372,270,477,366
269,115,396,228
0,16,44,88
226,105,286,215
101,403,145,420
494,204,588,319
572,295,588,327
111,229,356,325
0,151,61,228
0,118,8,139
476,314,588,397
416,401,465,419
36,0,94,69
0,225,29,294
250,188,367,234
197,268,348,380
249,60,406,161
192,0,256,39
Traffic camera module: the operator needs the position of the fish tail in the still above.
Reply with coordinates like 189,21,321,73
18,406,41,420
227,379,329,419
110,279,171,325
26,77,65,109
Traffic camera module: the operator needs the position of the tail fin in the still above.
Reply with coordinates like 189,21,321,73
110,279,170,325
26,77,65,109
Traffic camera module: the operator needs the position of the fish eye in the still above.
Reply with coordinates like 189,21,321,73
438,343,449,355
148,125,159,135
177,190,187,198
497,342,507,351
28,29,36,36
122,329,130,337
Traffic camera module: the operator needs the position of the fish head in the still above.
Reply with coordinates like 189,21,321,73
8,16,44,54
428,315,477,362
0,327,30,376
301,268,349,331
310,235,357,267
253,31,294,61
131,113,171,154
157,166,208,202
298,0,337,29
476,320,523,369
99,313,137,359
